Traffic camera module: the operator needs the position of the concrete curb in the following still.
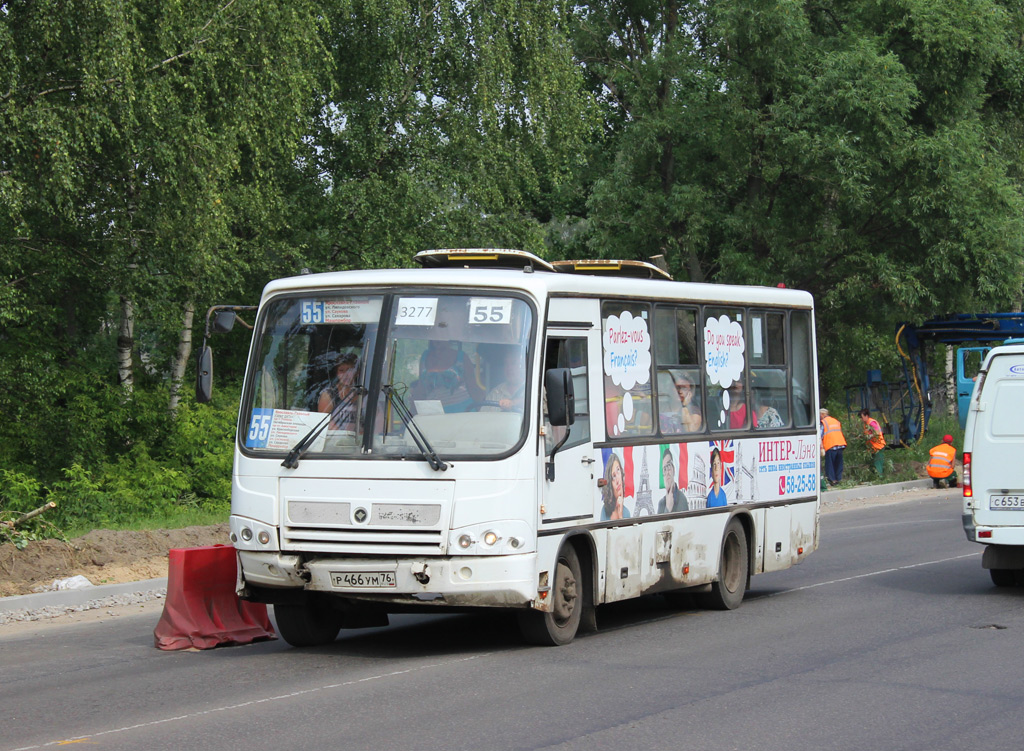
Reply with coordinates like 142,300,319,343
0,577,167,616
821,478,934,504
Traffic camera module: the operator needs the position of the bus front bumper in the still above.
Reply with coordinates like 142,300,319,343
237,550,540,608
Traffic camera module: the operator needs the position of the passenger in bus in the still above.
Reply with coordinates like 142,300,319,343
753,389,784,429
658,448,689,514
673,372,703,432
481,347,525,412
600,452,632,520
317,352,359,431
726,380,756,429
706,448,728,507
412,339,474,412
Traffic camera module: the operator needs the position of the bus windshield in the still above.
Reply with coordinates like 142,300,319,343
240,291,534,460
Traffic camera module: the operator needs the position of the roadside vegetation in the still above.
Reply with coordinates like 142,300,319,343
2,1,1021,542
821,410,964,489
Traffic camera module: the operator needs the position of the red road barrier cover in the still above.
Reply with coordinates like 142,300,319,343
154,545,276,650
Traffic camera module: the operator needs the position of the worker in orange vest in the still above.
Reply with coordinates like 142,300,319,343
859,408,887,476
927,434,958,488
819,409,847,486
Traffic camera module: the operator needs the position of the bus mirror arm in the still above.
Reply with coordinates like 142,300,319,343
546,427,571,482
195,304,257,404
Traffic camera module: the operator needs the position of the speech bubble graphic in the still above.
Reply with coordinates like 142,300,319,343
704,315,745,387
603,311,652,390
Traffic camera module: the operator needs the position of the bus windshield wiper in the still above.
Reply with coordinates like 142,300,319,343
281,386,363,469
382,384,448,472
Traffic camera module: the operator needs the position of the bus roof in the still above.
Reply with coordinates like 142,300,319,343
260,265,814,309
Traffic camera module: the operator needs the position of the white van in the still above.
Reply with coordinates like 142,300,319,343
962,340,1024,586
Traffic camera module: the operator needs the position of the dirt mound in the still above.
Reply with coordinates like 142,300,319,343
0,524,229,598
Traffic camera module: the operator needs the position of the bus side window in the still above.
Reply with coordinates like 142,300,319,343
749,312,788,430
752,368,789,429
603,302,654,438
654,306,703,435
704,307,747,432
791,310,814,427
544,337,590,454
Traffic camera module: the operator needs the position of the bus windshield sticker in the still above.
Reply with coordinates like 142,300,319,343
704,315,746,388
395,297,438,326
245,408,327,452
300,298,382,324
468,298,513,325
602,310,651,389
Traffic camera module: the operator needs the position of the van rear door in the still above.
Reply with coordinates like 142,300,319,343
970,352,1024,528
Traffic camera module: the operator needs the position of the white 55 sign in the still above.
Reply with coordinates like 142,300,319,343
469,298,512,325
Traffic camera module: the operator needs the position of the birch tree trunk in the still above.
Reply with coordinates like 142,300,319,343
168,303,195,416
117,295,135,392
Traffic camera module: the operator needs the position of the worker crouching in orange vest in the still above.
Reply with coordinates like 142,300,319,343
927,434,958,488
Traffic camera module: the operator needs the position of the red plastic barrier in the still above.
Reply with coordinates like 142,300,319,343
154,545,276,650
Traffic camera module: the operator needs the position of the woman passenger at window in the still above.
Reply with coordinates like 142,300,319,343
727,379,756,429
318,352,359,431
674,371,703,433
753,389,784,429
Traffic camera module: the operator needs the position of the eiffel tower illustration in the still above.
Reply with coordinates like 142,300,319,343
634,447,655,516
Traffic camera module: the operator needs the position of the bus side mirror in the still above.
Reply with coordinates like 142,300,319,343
212,311,237,333
196,345,213,403
545,368,576,427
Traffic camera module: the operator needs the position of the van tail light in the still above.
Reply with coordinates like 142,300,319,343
963,452,972,498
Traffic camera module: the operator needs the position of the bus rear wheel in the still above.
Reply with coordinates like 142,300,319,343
704,518,748,610
518,545,582,646
274,597,344,647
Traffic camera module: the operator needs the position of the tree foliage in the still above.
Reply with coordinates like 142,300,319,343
568,0,1024,392
2,0,1024,530
0,0,326,509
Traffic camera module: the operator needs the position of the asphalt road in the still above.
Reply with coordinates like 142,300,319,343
2,490,1021,751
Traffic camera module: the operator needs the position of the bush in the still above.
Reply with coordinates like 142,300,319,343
0,382,239,538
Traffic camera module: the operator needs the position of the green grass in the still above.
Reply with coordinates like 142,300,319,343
62,502,229,539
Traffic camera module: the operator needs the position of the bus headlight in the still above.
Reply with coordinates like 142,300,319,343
449,521,533,555
230,515,280,552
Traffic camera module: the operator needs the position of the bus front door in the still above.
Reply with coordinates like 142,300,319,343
541,329,599,525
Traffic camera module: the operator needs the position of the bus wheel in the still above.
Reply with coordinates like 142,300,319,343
518,545,582,646
274,598,344,647
990,568,1017,587
705,519,748,610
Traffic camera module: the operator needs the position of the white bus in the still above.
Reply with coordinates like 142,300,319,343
203,249,820,646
